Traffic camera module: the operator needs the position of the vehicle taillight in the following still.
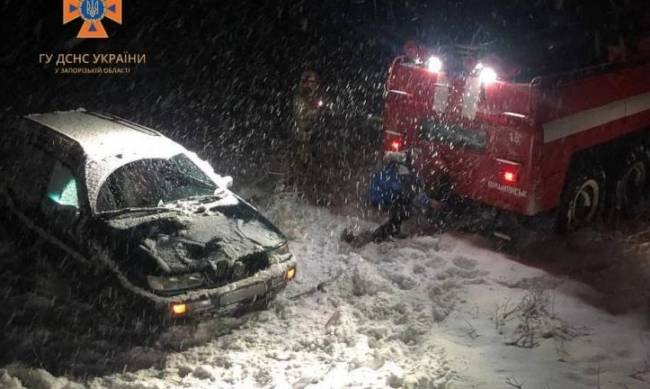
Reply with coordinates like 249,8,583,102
390,139,402,152
385,134,405,153
499,165,519,185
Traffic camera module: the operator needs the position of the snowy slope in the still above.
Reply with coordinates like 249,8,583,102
1,193,649,389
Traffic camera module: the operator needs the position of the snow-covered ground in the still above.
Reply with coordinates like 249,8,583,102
1,193,649,388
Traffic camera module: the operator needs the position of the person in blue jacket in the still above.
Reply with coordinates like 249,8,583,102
365,154,440,242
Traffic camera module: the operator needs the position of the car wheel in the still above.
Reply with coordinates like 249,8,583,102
555,162,606,233
613,145,649,217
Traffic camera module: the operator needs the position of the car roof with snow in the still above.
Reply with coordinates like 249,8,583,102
25,109,185,159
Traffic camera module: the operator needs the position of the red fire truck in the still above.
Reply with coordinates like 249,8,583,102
381,22,650,232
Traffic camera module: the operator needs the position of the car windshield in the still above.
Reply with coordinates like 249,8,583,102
96,153,217,213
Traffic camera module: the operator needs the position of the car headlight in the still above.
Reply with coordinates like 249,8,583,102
147,272,204,292
284,266,297,281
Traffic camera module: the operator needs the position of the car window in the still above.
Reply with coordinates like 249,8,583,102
46,161,80,209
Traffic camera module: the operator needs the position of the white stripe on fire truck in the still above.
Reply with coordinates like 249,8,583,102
543,91,650,143
388,89,410,96
433,73,449,112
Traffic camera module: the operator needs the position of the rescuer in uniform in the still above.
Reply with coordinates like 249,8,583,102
292,70,323,167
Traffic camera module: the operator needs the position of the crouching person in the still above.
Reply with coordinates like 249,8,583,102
342,153,440,246
367,157,440,242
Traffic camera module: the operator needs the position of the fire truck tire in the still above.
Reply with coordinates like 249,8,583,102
555,163,606,233
613,145,649,217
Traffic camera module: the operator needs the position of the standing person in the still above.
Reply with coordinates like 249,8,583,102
292,70,323,168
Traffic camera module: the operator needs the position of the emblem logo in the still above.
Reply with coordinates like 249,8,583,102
63,0,122,39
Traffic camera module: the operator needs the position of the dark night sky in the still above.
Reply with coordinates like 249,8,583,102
0,0,648,172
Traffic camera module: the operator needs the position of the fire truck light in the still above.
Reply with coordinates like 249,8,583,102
478,66,498,84
390,140,402,151
426,56,443,73
499,165,519,184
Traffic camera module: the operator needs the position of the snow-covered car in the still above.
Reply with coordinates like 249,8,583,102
0,109,296,324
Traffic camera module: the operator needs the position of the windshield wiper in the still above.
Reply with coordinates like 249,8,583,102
176,193,227,203
98,206,180,218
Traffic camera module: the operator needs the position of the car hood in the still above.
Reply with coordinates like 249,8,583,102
104,195,286,274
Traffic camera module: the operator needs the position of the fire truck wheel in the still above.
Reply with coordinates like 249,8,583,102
613,145,649,217
555,164,606,233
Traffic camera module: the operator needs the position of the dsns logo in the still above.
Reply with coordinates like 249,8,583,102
63,0,122,38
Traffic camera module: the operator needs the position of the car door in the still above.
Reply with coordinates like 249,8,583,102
40,160,88,251
3,142,55,220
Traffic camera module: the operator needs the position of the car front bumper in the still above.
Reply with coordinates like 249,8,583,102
157,259,297,321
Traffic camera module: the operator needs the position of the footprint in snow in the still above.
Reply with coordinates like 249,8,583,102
452,256,478,270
